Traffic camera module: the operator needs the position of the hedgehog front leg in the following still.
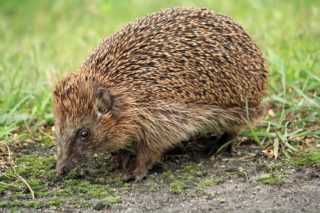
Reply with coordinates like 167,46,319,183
121,144,162,182
107,150,131,170
207,131,238,155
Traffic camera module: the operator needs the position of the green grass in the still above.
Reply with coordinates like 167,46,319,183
0,0,319,209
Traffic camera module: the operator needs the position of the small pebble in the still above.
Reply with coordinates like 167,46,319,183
219,198,226,203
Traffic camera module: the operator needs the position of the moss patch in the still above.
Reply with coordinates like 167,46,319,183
169,181,186,193
258,173,285,185
104,195,122,205
0,153,124,209
198,177,214,188
257,162,288,185
292,152,320,167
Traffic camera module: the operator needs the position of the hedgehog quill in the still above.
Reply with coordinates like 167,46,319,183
53,8,268,181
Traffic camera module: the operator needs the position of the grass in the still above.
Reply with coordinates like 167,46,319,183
0,0,319,209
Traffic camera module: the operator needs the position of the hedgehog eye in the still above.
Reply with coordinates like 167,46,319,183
79,130,90,141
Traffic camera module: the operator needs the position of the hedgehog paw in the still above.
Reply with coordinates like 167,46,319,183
121,164,148,182
107,151,130,170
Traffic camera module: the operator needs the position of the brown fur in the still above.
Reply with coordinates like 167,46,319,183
53,8,268,181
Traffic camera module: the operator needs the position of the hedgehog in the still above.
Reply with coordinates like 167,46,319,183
53,8,268,181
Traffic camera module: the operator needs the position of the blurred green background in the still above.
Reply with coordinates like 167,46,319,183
0,0,319,155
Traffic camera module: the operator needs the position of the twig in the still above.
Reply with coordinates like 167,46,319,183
24,120,33,138
5,144,35,200
16,174,35,199
239,168,250,182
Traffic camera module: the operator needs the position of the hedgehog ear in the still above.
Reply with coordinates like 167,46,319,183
95,87,112,114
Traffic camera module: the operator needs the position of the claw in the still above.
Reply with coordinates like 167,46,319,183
120,164,148,182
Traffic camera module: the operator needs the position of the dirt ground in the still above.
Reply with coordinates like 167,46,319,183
1,139,319,212
110,178,320,213
111,170,320,213
90,145,320,213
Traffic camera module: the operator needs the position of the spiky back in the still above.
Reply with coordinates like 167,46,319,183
81,8,268,108
53,73,99,120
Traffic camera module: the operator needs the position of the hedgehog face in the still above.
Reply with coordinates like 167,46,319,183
54,118,101,176
53,76,125,176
